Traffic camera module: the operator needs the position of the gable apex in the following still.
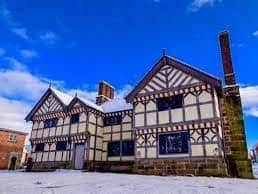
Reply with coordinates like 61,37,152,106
125,55,222,102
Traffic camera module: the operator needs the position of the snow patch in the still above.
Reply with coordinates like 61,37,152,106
101,98,132,113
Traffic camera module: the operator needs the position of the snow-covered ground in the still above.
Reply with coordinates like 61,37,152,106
0,164,257,194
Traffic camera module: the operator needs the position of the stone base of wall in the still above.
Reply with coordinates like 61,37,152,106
32,158,228,177
133,158,228,177
85,161,134,173
32,161,72,171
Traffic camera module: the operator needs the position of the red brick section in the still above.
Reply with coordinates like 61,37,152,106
0,129,26,169
219,31,236,85
96,81,114,105
219,31,253,178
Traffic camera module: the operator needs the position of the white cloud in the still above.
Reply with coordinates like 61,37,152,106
0,96,31,133
20,49,38,59
12,27,29,40
40,31,57,44
240,86,258,117
252,30,258,37
5,57,28,71
188,0,222,12
0,62,133,137
0,48,6,56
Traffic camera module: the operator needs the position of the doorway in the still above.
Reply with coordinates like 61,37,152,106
74,143,85,170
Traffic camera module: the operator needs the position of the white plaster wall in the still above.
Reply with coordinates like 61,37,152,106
158,110,169,124
37,129,43,138
55,151,62,161
78,122,86,133
80,112,87,122
62,125,69,135
43,128,49,137
191,145,204,156
146,112,157,126
185,106,198,121
205,144,218,156
146,101,156,111
147,147,156,158
135,103,145,113
42,152,48,161
171,108,183,123
184,93,197,105
56,127,62,136
48,152,55,161
200,103,214,119
199,91,212,103
135,114,144,127
123,115,131,123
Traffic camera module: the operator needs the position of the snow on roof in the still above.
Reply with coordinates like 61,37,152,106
50,87,73,106
77,96,104,112
50,87,132,113
101,98,133,113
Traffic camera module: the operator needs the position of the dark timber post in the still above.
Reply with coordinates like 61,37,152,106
219,31,253,178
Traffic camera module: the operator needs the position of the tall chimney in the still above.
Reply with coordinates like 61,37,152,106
96,81,114,105
219,31,236,85
219,31,253,178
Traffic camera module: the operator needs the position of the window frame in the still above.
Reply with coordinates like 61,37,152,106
44,118,58,128
104,115,122,126
107,141,121,157
56,141,67,151
158,131,189,155
122,140,135,156
157,94,183,112
108,140,135,157
35,143,45,152
8,133,17,142
70,113,80,124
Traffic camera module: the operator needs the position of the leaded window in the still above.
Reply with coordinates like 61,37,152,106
35,143,45,152
122,140,134,156
104,115,122,126
56,141,67,151
108,140,134,156
159,132,189,155
70,113,79,124
108,141,120,156
157,94,183,111
44,118,58,128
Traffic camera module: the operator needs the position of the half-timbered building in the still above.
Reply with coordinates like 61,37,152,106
26,32,253,178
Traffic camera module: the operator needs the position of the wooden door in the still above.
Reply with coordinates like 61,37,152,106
74,144,85,170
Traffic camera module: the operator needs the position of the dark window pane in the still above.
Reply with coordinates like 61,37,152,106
108,141,120,156
157,95,183,111
44,118,58,128
159,132,189,155
170,94,183,109
71,114,79,124
104,115,122,126
157,97,171,111
35,143,45,152
122,140,134,156
56,141,67,151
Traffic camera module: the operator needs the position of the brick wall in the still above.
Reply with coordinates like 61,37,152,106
0,130,26,169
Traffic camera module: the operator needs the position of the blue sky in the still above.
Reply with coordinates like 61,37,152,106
0,0,258,148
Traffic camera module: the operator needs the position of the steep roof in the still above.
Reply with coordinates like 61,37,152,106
125,55,222,102
25,87,73,121
26,87,133,121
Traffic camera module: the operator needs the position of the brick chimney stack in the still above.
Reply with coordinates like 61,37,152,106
219,31,236,85
96,81,114,105
219,31,253,178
